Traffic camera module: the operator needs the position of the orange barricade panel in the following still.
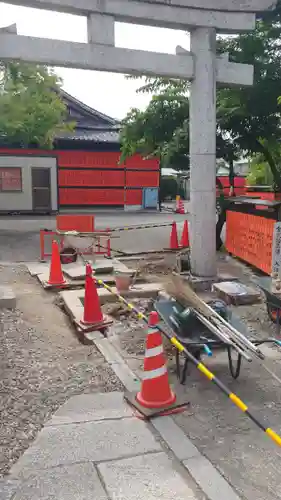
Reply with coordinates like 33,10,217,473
59,188,124,205
225,211,274,275
56,215,95,233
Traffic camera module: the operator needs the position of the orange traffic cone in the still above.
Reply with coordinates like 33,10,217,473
136,311,176,409
81,264,104,325
180,220,190,248
47,240,66,286
170,222,179,250
124,311,189,418
178,199,185,215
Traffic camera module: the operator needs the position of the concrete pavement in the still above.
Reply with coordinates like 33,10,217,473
2,392,206,500
0,211,187,231
0,212,188,262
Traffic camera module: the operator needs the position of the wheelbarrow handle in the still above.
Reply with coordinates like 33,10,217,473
203,345,213,357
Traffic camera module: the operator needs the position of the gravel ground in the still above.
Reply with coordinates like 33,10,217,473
0,265,123,477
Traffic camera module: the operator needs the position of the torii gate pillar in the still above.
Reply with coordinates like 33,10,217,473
189,27,217,277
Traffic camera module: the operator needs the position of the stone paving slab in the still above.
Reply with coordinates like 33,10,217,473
63,260,114,279
0,479,20,500
212,280,260,305
25,262,50,276
97,282,164,305
12,463,107,500
45,391,133,426
98,452,198,500
11,417,162,478
152,416,201,461
59,283,163,326
26,259,133,280
0,285,16,309
6,391,238,500
183,456,242,500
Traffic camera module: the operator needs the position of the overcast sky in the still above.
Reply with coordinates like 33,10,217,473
1,2,190,120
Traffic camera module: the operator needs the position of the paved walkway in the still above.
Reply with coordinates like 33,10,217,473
1,392,204,500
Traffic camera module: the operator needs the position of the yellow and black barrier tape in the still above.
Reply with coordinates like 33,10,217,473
109,222,173,232
96,277,281,448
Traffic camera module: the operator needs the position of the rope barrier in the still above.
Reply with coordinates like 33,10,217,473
96,277,281,448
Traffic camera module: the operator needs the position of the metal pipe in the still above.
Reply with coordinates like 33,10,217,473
211,317,255,356
195,311,252,361
202,301,265,359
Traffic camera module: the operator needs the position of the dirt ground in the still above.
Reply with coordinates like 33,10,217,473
0,265,123,477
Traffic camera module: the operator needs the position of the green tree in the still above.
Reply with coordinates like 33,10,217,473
120,80,190,169
0,61,74,148
121,2,281,189
216,2,281,189
120,77,240,170
247,155,274,187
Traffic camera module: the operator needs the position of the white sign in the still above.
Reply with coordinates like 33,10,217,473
272,222,281,275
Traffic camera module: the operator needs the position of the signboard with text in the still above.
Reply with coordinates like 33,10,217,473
0,168,22,191
272,222,281,275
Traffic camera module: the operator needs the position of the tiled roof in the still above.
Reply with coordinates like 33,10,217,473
58,90,121,143
60,90,119,126
57,127,120,144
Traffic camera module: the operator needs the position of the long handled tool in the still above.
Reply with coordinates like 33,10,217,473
195,310,252,361
167,274,265,361
94,277,281,448
166,274,281,384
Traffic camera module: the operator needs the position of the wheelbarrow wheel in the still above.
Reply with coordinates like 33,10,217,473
266,302,280,324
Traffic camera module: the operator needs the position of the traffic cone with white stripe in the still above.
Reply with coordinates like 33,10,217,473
177,198,185,215
136,311,176,409
124,311,189,418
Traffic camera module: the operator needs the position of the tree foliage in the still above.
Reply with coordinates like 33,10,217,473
120,77,239,169
216,3,281,188
120,83,190,168
0,61,74,148
121,1,281,189
247,154,274,186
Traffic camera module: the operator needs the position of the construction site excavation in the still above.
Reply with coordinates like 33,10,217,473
2,0,281,498
2,210,281,500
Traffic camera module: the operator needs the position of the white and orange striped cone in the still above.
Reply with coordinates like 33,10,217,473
136,311,176,409
124,311,189,419
177,199,185,215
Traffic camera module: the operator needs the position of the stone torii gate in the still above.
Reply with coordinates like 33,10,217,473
0,0,277,277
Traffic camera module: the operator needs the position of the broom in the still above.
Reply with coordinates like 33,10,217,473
166,274,264,361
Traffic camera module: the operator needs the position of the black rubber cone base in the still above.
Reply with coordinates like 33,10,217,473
124,390,189,419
